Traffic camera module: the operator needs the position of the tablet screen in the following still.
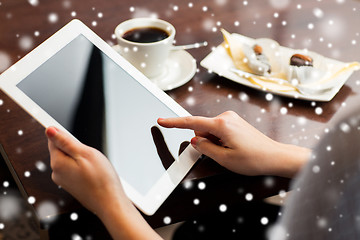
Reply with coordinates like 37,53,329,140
17,34,193,195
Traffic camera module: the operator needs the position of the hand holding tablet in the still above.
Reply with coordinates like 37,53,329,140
0,19,201,215
45,126,162,240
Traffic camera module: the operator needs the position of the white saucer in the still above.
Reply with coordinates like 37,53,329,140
112,45,197,91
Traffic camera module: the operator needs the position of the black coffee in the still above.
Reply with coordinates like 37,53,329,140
122,27,169,43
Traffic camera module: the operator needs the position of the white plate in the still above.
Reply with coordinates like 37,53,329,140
200,33,358,102
113,45,197,91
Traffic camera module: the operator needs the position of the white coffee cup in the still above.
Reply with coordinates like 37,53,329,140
114,18,175,79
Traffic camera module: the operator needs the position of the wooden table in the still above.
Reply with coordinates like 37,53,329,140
1,0,360,237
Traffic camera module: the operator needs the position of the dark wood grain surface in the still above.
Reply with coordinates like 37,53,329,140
1,0,360,230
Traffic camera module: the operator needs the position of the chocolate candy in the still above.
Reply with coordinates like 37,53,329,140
253,44,263,55
252,44,271,73
290,54,313,67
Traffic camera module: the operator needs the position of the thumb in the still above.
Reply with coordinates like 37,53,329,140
45,127,82,158
191,136,229,163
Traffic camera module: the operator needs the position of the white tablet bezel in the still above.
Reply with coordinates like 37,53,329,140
0,19,201,215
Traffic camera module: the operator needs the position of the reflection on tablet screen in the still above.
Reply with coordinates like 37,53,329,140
17,34,194,195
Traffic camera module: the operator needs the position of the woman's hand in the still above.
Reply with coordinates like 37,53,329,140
46,127,161,240
46,127,129,214
158,111,310,178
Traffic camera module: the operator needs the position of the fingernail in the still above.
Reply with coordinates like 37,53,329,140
191,137,197,147
158,118,164,122
46,127,58,138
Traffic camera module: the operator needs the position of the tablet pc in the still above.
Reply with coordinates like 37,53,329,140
0,19,201,215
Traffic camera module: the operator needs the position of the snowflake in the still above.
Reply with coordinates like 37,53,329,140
2,181,9,188
245,193,253,201
264,177,275,187
268,0,290,10
266,224,287,240
317,217,327,228
28,196,36,204
71,234,82,240
315,107,323,115
19,35,34,51
37,201,58,223
48,13,59,23
186,96,195,106
297,117,307,126
219,204,227,212
336,0,345,4
35,161,47,172
312,165,320,173
265,93,273,101
163,216,171,224
279,190,287,198
70,212,78,221
28,0,39,6
198,182,206,190
280,107,287,115
183,180,193,189
239,92,249,102
340,122,351,133
131,8,158,19
215,0,227,6
313,8,324,18
261,217,269,225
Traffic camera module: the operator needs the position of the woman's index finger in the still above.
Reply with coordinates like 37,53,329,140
157,116,221,136
46,127,83,159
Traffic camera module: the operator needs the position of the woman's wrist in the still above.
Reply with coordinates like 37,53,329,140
96,188,134,223
268,141,311,178
96,192,161,240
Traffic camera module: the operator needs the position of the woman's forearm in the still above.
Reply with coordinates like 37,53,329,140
268,141,311,178
98,197,162,240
